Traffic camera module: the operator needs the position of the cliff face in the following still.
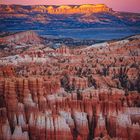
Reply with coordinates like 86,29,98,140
0,33,140,140
47,4,112,14
0,4,112,14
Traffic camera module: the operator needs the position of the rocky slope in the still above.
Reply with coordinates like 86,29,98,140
0,31,42,57
1,30,41,44
0,32,140,140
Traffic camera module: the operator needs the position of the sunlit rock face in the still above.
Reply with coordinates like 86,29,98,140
47,4,112,14
0,4,112,14
0,32,140,140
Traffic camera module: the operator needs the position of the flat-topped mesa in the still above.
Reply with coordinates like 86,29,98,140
1,30,41,45
47,4,112,14
0,4,112,14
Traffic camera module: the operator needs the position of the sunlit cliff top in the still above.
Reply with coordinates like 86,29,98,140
0,4,112,14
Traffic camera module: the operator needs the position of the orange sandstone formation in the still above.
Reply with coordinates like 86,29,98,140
0,32,140,140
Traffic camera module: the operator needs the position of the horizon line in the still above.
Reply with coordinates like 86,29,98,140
0,3,107,6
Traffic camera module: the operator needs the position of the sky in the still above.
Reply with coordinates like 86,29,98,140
0,0,140,13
